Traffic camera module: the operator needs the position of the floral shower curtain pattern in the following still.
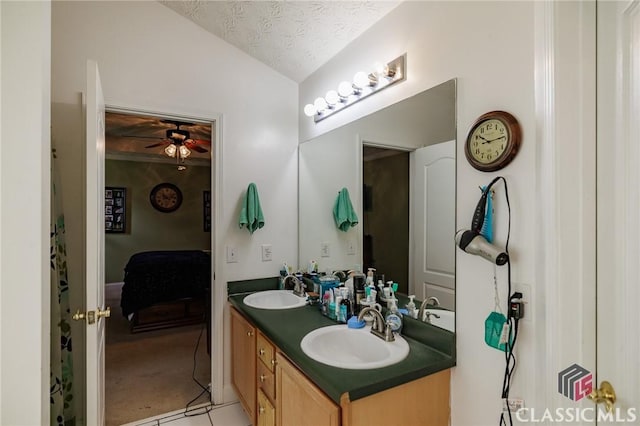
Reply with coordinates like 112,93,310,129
50,151,76,426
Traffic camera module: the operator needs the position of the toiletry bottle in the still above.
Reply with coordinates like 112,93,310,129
385,300,403,334
366,268,376,286
406,295,417,319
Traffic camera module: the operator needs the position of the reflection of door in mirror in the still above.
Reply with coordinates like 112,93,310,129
411,141,455,310
362,146,410,293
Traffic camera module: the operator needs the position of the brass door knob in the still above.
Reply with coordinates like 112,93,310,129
72,310,85,321
587,381,616,412
96,307,111,319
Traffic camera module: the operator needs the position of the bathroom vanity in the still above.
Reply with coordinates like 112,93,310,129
229,292,454,426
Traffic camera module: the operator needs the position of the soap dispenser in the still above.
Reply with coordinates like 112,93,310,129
385,299,403,334
406,295,417,319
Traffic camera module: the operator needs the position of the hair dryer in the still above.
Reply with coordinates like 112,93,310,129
455,229,509,265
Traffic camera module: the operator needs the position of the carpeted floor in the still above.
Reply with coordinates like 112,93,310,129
106,283,211,426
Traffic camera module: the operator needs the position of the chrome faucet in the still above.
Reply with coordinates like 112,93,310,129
358,307,395,342
417,296,440,322
285,275,307,297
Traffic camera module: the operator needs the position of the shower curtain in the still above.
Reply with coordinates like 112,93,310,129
50,150,76,426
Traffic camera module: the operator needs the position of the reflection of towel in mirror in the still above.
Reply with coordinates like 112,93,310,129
333,187,358,232
239,183,265,234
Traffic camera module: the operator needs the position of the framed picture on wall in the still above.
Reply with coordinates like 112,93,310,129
203,190,211,232
106,187,126,233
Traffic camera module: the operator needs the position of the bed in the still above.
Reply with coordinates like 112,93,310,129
120,250,211,333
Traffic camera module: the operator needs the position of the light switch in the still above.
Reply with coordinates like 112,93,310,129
261,244,273,262
320,242,330,258
226,246,238,263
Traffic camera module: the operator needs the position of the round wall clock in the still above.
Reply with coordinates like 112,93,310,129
149,183,182,213
465,110,522,172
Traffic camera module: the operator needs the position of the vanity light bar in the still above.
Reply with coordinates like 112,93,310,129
304,54,407,123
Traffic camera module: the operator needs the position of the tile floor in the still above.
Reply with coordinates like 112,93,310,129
121,402,250,426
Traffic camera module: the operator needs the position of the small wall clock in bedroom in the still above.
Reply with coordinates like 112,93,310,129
150,183,183,213
465,110,522,172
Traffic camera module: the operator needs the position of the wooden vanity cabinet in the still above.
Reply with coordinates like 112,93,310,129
230,306,450,426
276,352,340,426
230,307,256,425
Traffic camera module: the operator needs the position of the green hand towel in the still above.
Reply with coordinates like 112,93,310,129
333,187,358,232
239,183,265,234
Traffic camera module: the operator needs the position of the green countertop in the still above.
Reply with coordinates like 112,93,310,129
228,292,455,404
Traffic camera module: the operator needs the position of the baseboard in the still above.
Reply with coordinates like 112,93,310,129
221,383,239,405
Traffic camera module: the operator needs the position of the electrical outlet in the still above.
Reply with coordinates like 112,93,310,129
226,246,238,263
320,242,330,258
347,240,356,255
261,244,273,262
513,283,531,322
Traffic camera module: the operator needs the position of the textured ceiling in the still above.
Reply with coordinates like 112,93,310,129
160,1,401,82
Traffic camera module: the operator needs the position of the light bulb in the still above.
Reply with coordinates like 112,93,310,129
179,145,191,159
338,81,354,97
373,61,386,76
164,143,177,158
325,90,339,106
304,103,316,117
314,97,328,113
353,71,370,89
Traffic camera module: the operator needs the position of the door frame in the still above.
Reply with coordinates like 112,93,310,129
533,0,597,414
103,103,224,405
357,136,412,291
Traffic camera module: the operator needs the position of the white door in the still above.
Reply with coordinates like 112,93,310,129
411,140,455,309
595,0,640,418
84,59,108,425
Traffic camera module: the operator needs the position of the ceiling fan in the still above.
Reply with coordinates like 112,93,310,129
140,120,210,154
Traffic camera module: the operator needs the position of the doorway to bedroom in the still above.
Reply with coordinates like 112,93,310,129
104,110,214,426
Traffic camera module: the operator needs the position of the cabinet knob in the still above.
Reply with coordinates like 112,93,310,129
259,406,265,414
271,359,276,367
259,348,266,356
260,374,266,382
247,331,254,337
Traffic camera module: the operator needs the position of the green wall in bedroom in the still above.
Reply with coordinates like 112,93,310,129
105,159,212,283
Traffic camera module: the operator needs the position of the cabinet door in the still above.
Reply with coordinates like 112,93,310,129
276,353,339,426
231,307,256,424
257,389,276,426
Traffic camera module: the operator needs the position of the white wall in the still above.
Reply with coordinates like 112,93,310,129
52,0,298,413
300,2,538,424
0,2,51,425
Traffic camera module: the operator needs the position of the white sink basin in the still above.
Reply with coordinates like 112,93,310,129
300,325,410,369
422,309,455,333
243,290,308,310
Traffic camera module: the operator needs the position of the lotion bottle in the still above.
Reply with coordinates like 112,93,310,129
385,299,403,334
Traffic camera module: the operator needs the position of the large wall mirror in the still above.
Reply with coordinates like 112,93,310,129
298,79,457,330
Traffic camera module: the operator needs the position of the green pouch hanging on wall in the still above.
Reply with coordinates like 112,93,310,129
485,311,509,352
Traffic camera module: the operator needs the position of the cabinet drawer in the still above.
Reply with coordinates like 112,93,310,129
257,388,275,426
257,332,276,372
257,358,276,402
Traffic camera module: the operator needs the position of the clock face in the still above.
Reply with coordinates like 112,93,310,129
468,119,509,165
150,183,182,212
465,111,521,172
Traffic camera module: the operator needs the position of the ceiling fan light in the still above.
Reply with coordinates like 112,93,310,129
179,145,191,159
164,143,177,157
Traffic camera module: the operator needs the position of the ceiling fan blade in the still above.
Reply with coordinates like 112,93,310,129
190,139,211,146
145,142,167,148
184,139,209,153
117,134,165,140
